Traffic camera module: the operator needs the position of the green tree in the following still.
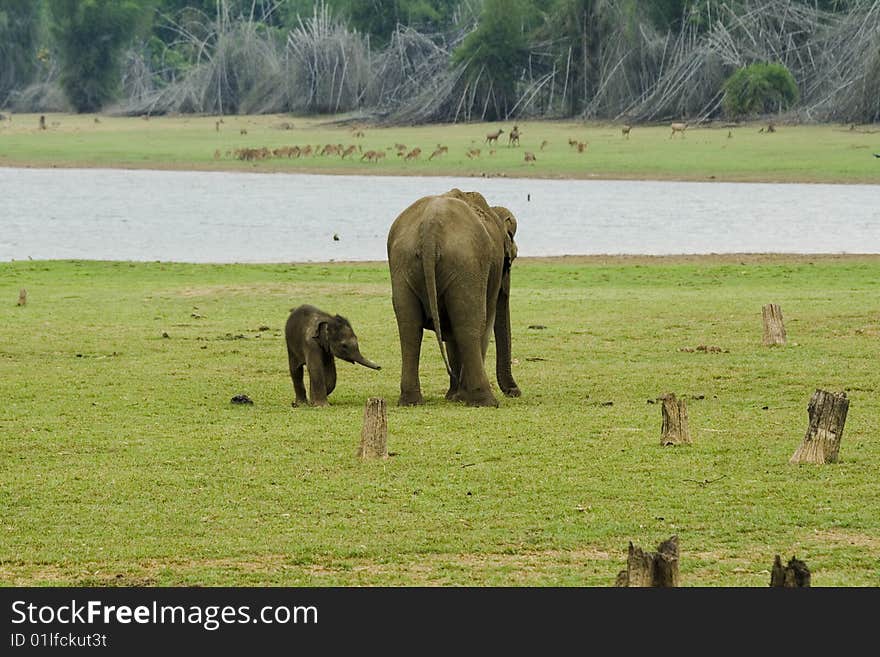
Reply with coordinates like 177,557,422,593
453,0,529,120
49,0,147,112
722,62,799,118
0,0,43,103
344,0,460,46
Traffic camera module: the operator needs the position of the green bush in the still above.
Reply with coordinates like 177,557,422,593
722,62,799,118
50,0,146,112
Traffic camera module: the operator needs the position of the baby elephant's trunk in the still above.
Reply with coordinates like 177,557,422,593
353,351,381,370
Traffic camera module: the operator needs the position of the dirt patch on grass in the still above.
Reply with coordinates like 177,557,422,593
811,529,880,550
172,283,387,298
1,548,616,586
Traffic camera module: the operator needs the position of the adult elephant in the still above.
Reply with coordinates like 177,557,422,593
387,188,521,407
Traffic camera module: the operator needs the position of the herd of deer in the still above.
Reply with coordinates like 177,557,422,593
217,121,702,165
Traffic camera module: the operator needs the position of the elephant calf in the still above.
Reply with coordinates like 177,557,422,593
285,304,381,407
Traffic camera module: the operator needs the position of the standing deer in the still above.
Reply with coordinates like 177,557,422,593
670,122,688,138
508,125,521,146
485,129,504,145
621,125,631,139
524,151,536,163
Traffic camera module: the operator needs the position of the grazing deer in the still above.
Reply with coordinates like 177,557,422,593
670,122,688,138
404,147,422,161
508,125,521,146
240,128,248,135
352,129,365,138
621,125,631,139
466,147,481,159
758,122,776,134
577,141,588,153
568,137,579,149
524,151,536,163
485,129,504,145
340,144,358,159
361,149,376,162
428,145,448,160
540,140,549,151
375,150,386,161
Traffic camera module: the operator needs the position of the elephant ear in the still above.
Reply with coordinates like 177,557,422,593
491,206,518,264
313,320,330,351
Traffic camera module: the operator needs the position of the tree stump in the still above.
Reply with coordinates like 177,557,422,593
770,555,810,587
358,397,388,460
762,303,787,346
615,536,680,587
17,288,27,306
660,393,691,445
790,389,849,464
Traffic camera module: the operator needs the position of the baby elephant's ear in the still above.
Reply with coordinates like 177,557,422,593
314,321,330,350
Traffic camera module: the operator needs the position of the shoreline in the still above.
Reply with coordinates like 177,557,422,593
5,254,880,267
1,159,877,185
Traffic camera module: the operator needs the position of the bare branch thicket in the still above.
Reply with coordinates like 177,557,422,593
282,2,372,115
111,0,880,123
367,25,471,124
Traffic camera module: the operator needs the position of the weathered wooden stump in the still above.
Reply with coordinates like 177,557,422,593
790,389,849,464
660,393,691,445
770,555,811,587
615,536,680,587
358,397,388,460
17,288,27,306
762,303,787,346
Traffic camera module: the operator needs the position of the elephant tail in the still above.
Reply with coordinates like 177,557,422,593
421,231,452,378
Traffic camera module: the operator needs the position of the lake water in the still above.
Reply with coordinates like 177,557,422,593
1,167,878,262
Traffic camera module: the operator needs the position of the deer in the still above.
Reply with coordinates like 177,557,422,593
485,129,504,145
568,137,579,149
340,145,358,159
508,125,521,146
404,147,422,161
361,149,376,162
621,125,631,139
428,145,448,160
576,142,588,153
670,122,688,138
524,151,536,163
540,140,549,151
466,147,481,159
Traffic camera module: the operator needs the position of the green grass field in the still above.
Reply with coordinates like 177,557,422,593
1,112,878,183
2,256,879,586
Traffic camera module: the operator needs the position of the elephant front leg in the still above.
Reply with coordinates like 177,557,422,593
494,288,521,398
305,351,330,407
323,353,337,397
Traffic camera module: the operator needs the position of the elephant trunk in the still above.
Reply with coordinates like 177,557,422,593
494,275,520,396
352,352,381,370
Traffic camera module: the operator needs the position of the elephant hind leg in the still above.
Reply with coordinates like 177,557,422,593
446,299,497,408
444,337,463,401
392,285,426,406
